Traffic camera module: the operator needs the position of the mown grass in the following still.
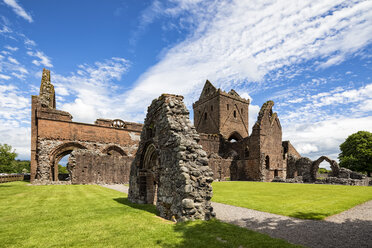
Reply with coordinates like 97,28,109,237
212,181,372,220
0,181,299,248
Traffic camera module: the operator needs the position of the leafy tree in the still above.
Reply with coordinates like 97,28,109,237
0,144,17,173
318,168,330,174
58,164,69,174
11,160,31,173
339,131,372,177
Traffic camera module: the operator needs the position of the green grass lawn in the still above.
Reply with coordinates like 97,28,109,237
212,181,372,220
0,181,299,248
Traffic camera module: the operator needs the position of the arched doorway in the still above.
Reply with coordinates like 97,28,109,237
49,142,87,181
311,156,340,182
141,144,159,205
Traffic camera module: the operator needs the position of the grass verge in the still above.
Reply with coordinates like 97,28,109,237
0,181,299,248
212,181,372,220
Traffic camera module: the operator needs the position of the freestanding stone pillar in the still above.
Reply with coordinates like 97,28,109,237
128,94,215,222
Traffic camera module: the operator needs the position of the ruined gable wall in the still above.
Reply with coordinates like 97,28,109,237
129,94,214,222
260,114,285,181
247,101,286,182
282,141,301,159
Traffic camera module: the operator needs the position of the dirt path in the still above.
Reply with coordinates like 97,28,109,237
102,184,372,248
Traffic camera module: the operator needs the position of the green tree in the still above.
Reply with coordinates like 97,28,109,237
339,131,372,177
11,160,31,173
0,144,17,173
58,164,69,174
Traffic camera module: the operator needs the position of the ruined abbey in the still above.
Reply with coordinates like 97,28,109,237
31,69,370,188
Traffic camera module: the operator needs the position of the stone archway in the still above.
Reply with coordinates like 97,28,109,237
228,131,243,142
48,142,87,181
142,144,159,205
128,94,215,222
311,156,340,181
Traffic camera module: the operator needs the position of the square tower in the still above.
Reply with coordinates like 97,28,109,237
193,80,250,140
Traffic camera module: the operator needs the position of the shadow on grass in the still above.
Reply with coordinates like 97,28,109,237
0,185,12,188
113,197,372,247
113,197,299,247
289,212,327,220
113,197,158,215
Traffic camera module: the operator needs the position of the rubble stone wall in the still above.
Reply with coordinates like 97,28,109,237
69,150,132,184
31,69,142,184
286,155,370,186
128,94,215,222
34,139,137,184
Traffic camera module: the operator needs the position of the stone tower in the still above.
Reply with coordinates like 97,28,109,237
39,68,56,109
193,80,250,140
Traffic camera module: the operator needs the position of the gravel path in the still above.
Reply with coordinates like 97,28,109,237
102,184,372,248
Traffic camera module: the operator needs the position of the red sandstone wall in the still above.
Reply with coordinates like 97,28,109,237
72,152,132,184
283,141,301,158
198,134,220,155
37,119,140,146
218,94,249,139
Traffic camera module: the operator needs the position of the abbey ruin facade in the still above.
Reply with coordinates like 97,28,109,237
31,69,369,186
30,69,143,184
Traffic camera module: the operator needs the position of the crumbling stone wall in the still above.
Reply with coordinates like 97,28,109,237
286,155,370,186
128,94,215,222
31,69,142,184
68,150,132,184
192,81,295,182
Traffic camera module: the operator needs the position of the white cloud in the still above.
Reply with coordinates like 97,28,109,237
24,38,36,46
124,0,372,119
7,56,19,64
0,84,30,159
0,73,11,80
283,116,372,161
27,51,53,67
3,0,33,23
4,45,18,51
52,57,130,123
249,104,260,134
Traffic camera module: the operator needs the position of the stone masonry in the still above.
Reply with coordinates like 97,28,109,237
194,81,293,182
284,155,370,186
128,94,215,222
31,69,142,184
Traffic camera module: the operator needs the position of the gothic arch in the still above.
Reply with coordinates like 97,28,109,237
101,145,127,156
140,143,160,205
227,131,243,142
49,142,87,181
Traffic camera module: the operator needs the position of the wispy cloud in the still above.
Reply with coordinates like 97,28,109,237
27,51,53,68
124,0,372,119
3,0,33,23
4,45,18,51
7,56,19,64
53,57,130,123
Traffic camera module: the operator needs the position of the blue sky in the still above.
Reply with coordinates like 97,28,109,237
0,0,371,164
